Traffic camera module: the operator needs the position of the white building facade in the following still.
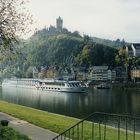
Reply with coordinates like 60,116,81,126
90,66,116,82
126,43,140,57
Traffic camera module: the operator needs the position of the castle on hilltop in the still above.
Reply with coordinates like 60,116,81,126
56,16,63,31
37,16,69,35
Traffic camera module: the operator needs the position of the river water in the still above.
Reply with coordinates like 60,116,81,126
0,87,140,119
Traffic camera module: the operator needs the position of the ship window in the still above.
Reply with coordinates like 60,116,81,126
69,83,72,87
71,83,75,87
58,88,60,90
73,83,75,86
61,83,65,86
75,83,78,87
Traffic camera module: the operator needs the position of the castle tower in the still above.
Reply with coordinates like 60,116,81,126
56,16,63,31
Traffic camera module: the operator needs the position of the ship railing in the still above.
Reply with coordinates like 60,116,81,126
52,112,140,140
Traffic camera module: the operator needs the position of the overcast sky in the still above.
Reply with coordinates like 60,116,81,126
27,0,140,42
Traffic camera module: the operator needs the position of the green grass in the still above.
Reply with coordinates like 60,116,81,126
0,100,79,133
0,125,30,140
68,121,140,140
0,100,140,140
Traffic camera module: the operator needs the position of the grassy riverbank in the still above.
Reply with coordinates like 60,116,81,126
0,100,140,140
0,101,79,133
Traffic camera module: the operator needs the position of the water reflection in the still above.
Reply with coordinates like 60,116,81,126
1,87,140,118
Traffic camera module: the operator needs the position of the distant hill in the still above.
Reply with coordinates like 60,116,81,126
32,26,127,48
91,36,126,48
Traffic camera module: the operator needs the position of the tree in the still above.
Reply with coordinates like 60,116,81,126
76,45,93,67
26,66,33,78
0,0,32,58
115,47,127,66
115,47,136,81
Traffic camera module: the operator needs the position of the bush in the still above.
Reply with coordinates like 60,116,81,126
0,125,30,140
1,120,9,126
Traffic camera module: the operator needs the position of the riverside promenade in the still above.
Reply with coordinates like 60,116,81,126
0,112,58,140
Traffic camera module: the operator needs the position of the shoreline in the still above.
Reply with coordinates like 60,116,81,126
0,100,140,140
89,82,140,90
112,83,140,90
0,100,80,133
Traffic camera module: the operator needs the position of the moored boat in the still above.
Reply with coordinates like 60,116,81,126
2,78,87,93
96,83,110,89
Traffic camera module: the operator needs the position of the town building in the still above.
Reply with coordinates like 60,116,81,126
131,68,140,82
32,67,39,78
89,66,116,82
126,45,133,57
126,43,140,57
46,69,59,79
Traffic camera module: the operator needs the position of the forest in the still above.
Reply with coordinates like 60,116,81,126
0,27,121,78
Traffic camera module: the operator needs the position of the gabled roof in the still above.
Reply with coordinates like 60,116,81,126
92,66,108,70
132,43,140,49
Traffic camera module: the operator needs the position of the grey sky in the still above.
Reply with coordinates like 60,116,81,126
27,0,140,42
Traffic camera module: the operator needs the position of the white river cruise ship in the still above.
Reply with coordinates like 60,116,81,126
2,78,88,93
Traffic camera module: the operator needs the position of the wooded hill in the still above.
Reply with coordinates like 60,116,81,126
24,27,118,68
1,27,120,78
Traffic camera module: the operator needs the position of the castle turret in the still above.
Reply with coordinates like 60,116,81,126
56,16,63,31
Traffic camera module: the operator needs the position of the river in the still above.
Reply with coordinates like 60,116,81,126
0,87,140,119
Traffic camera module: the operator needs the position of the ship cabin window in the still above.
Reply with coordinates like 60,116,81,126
54,82,57,86
70,83,73,87
69,83,78,87
62,83,65,86
69,83,73,87
78,83,80,87
69,83,72,87
58,88,60,90
74,83,78,87
58,82,64,86
71,83,75,87
45,82,52,85
77,83,80,87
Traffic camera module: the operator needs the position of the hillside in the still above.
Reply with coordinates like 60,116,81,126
24,27,117,67
1,27,118,78
91,37,126,48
